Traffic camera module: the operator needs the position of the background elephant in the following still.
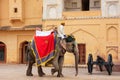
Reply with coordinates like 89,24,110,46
26,35,79,77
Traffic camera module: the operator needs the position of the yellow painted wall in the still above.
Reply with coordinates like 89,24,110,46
0,0,43,27
0,0,10,26
0,30,34,63
0,0,43,63
23,0,43,26
17,32,34,63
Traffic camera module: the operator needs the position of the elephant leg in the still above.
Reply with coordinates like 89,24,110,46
26,51,35,76
51,54,60,77
99,65,103,72
51,60,59,75
38,65,45,77
51,56,64,77
57,56,64,77
26,60,35,76
51,68,57,75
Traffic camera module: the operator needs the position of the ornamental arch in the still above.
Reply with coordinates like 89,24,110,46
48,7,57,19
73,28,99,63
106,26,118,62
64,27,99,64
106,46,118,62
19,41,29,64
108,4,117,16
107,26,118,43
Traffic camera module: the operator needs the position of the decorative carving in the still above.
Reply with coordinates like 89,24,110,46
101,0,119,17
47,5,57,19
106,24,118,44
43,0,63,19
108,4,117,16
106,0,118,17
106,46,118,61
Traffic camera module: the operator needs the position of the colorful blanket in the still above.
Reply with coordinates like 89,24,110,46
31,33,55,66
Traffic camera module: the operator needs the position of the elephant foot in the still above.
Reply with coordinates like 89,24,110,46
26,73,33,76
51,69,56,75
26,69,33,76
57,74,64,77
38,74,44,77
42,72,45,75
38,71,45,77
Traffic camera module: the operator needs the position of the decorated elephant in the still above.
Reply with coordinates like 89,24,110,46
26,34,79,77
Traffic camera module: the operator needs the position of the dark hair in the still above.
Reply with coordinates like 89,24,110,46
61,23,65,26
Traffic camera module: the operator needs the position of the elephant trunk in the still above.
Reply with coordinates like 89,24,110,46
75,52,79,76
74,42,79,76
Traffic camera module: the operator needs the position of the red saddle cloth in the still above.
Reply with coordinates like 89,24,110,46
32,33,55,66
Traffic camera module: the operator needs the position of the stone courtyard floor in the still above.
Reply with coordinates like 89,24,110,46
0,64,120,80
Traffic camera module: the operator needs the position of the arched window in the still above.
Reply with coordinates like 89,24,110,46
48,7,57,19
108,4,117,16
107,26,118,43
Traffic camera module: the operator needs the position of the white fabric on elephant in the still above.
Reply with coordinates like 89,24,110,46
36,30,53,36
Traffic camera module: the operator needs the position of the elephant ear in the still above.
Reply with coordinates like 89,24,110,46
65,35,75,42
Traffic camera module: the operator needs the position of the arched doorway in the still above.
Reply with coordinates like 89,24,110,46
73,28,99,63
20,41,29,64
0,42,6,63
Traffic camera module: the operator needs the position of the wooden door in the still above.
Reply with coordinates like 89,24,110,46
78,44,86,64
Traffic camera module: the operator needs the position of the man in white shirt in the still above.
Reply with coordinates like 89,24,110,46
57,23,66,49
57,23,66,39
